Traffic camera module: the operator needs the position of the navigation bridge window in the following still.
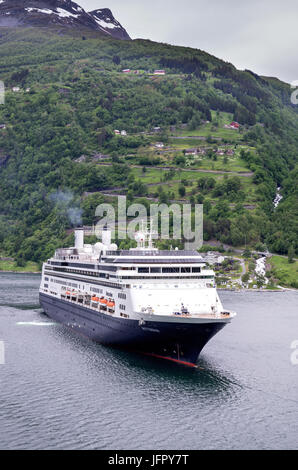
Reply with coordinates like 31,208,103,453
181,267,191,273
150,268,161,273
137,267,201,274
138,268,149,273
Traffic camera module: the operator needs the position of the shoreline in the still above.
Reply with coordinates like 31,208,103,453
218,287,296,292
0,270,41,274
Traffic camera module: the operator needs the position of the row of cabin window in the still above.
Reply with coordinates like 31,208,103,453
138,267,201,274
90,287,104,294
121,276,213,280
50,278,78,288
45,271,121,290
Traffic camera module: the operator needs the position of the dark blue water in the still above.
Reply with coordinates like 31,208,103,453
0,272,297,450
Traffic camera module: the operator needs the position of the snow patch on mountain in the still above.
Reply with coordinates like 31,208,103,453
93,17,117,30
25,8,53,15
56,7,78,18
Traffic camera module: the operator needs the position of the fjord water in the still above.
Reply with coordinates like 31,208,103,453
0,273,297,450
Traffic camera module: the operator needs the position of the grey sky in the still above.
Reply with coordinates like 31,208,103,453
80,0,297,83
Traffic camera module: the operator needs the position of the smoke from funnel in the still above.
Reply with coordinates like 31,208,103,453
49,190,83,227
67,207,83,227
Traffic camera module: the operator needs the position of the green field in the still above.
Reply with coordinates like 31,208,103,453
131,167,227,183
171,111,243,141
0,259,40,273
270,256,298,288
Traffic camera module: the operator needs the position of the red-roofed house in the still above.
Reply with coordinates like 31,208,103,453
230,122,240,129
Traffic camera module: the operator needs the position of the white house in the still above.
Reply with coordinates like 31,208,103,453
185,148,198,156
114,130,120,135
12,87,20,92
121,130,127,136
155,142,164,148
154,70,166,75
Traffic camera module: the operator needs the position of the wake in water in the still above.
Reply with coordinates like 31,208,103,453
16,321,57,326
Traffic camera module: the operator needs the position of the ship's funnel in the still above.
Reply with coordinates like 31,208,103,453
74,229,84,250
102,226,111,247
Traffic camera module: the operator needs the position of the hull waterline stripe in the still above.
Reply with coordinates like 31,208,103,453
140,351,199,368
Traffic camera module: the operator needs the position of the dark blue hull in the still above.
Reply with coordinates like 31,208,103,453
39,293,226,367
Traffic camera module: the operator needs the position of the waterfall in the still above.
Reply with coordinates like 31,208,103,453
274,187,283,209
255,257,269,285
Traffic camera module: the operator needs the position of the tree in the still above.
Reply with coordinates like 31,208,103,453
178,184,186,197
112,55,121,65
288,245,295,264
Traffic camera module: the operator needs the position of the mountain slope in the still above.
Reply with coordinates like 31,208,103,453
0,26,297,264
0,0,130,39
89,8,130,40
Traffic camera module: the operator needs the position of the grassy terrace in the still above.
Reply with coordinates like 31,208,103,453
170,111,243,141
132,166,253,184
131,166,257,204
128,144,253,172
131,167,227,183
0,259,40,273
270,256,298,289
172,126,242,141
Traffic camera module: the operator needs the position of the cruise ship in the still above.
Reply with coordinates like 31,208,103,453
39,225,236,367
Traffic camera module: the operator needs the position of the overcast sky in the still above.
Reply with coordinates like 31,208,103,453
80,0,297,83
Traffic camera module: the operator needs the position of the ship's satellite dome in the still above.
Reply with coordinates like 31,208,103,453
135,232,145,242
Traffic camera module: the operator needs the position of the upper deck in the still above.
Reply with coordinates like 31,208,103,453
44,227,215,286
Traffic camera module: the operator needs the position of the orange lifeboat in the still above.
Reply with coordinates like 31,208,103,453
100,297,107,305
92,296,100,302
107,300,115,308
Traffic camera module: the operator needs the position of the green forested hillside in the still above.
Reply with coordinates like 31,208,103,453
0,27,297,266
